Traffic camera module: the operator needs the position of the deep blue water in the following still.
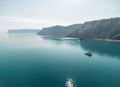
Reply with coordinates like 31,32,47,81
0,34,120,87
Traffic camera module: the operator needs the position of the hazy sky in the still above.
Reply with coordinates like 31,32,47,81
0,0,120,33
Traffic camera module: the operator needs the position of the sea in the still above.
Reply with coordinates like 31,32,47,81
0,33,120,87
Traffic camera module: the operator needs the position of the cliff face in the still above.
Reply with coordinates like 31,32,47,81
68,17,120,40
37,17,120,40
37,24,82,37
8,29,40,33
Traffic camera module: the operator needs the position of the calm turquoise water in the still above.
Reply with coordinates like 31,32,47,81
0,34,120,87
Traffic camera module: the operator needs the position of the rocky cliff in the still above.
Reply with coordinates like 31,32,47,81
37,24,82,37
37,17,120,40
68,17,120,40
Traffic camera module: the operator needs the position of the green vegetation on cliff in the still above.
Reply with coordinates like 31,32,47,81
68,17,120,40
37,24,82,37
37,17,120,40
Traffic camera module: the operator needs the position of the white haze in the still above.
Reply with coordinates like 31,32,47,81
0,0,120,33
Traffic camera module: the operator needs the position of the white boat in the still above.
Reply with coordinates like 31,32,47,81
66,79,73,87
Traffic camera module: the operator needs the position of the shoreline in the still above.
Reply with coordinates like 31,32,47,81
94,38,120,42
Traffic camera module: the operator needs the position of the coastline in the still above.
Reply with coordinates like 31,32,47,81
94,38,120,42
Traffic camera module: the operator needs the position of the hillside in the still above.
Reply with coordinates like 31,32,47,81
37,17,120,40
37,24,82,37
68,17,120,40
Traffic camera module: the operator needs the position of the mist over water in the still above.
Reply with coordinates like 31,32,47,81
0,34,120,87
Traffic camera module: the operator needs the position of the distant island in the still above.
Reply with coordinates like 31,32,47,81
8,29,40,33
37,17,120,40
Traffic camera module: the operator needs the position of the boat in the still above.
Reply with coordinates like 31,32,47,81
85,51,92,57
66,78,73,87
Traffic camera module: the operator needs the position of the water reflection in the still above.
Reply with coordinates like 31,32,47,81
79,40,120,58
1,34,120,87
5,34,120,59
39,36,120,59
39,35,80,46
